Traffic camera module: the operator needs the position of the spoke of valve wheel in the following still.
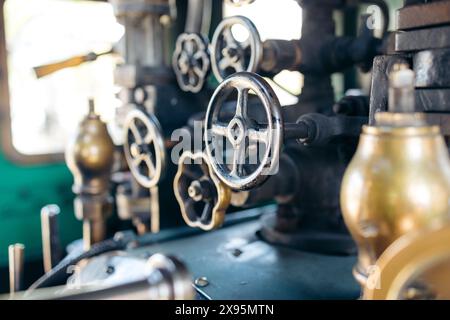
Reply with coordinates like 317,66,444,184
185,40,195,55
200,201,212,222
248,128,268,143
129,121,143,144
235,88,248,118
132,154,144,167
230,143,246,177
188,69,198,85
219,57,231,70
193,65,205,78
193,51,206,61
144,157,156,177
223,27,237,47
242,37,252,50
179,51,190,72
144,131,153,144
212,123,228,136
233,60,245,72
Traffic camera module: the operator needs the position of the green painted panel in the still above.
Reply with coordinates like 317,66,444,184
0,151,81,267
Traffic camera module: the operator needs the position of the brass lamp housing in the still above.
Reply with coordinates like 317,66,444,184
340,113,450,287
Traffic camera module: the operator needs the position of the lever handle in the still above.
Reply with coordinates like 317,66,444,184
33,50,113,78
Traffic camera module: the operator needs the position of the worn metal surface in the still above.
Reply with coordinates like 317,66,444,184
395,25,450,52
397,1,450,31
368,55,410,124
416,89,450,111
414,49,450,88
132,214,360,300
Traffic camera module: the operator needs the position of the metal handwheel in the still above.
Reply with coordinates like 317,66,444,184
204,72,283,190
174,151,231,231
172,33,210,93
124,108,166,188
210,16,262,82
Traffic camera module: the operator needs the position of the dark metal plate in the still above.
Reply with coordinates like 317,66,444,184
132,209,360,300
414,49,450,88
395,26,450,52
416,89,450,111
397,1,450,31
423,113,450,136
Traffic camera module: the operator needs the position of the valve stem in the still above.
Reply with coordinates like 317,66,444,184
388,63,415,113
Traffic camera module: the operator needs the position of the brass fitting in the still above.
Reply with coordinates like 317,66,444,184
66,100,115,250
341,112,450,288
174,151,231,231
341,64,450,290
363,224,450,300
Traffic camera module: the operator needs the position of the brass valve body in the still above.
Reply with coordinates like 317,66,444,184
341,113,450,288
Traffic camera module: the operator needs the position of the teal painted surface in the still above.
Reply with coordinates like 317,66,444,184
0,151,81,267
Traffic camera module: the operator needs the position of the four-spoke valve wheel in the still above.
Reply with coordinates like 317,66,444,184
204,72,284,190
210,16,263,82
124,108,166,188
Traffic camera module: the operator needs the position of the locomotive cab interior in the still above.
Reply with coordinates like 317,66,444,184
0,0,450,303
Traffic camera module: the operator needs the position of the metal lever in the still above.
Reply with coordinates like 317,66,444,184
9,243,25,294
33,49,113,79
41,205,62,273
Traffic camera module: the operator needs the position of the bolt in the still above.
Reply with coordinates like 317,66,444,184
105,265,115,275
195,276,209,288
232,248,243,257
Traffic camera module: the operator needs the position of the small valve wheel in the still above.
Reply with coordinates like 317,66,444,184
204,72,283,190
124,108,166,188
210,16,262,82
172,33,210,93
174,151,231,231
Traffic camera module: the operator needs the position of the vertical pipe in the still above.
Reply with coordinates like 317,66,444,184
83,219,107,251
150,186,160,233
41,204,62,273
9,243,25,294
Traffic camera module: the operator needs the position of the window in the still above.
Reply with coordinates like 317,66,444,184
1,0,123,161
223,0,303,106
